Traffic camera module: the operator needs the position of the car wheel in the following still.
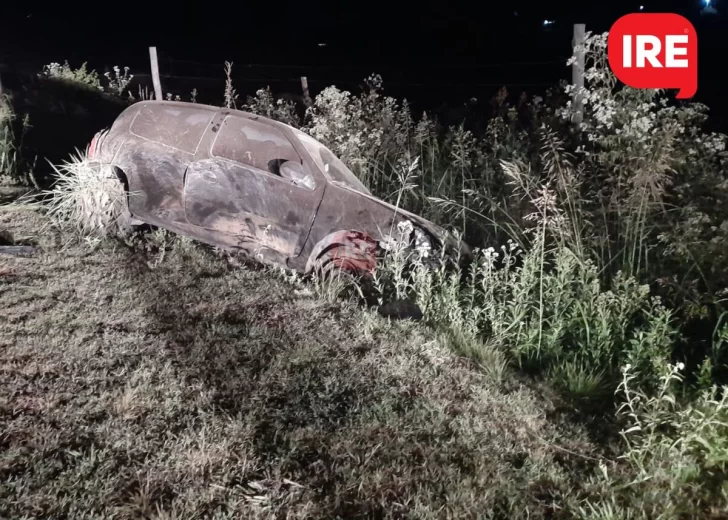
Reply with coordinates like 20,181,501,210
308,243,380,305
106,167,134,234
309,247,361,282
306,231,377,278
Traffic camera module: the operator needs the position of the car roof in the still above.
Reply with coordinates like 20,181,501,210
120,100,302,155
135,100,290,130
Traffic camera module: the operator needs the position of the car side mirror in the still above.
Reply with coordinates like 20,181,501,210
280,161,315,190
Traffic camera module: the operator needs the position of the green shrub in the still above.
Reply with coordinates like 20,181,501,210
0,94,34,185
41,61,103,91
40,61,135,98
578,363,728,518
371,217,675,396
243,87,300,128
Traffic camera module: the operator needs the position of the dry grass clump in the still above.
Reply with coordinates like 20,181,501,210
24,150,130,237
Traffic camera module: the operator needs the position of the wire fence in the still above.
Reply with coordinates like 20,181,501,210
0,40,573,108
132,50,573,104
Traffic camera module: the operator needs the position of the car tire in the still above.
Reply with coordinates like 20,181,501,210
309,244,381,304
306,231,377,278
106,167,134,234
309,247,356,278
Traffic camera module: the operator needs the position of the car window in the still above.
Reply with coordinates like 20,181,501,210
293,129,371,195
130,104,214,153
212,115,303,174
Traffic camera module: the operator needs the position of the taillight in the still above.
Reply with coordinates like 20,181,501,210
88,134,98,159
88,129,108,160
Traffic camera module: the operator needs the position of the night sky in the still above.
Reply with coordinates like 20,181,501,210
1,1,726,124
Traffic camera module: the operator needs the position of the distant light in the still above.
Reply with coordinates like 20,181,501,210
639,5,644,10
318,43,327,47
701,1,718,14
543,19,554,26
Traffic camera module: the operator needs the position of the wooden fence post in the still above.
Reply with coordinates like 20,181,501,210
300,76,311,108
572,24,586,125
149,47,163,101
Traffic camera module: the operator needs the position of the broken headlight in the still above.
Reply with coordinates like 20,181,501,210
378,220,439,267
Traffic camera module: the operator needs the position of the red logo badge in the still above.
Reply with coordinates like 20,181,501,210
608,13,698,99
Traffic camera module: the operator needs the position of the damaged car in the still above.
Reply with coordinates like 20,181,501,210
89,100,471,275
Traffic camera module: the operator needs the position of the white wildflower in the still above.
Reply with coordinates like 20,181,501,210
397,219,414,237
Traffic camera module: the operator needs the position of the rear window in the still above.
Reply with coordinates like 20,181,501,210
130,104,214,153
211,115,301,171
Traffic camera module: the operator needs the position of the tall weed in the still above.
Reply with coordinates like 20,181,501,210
0,94,34,185
578,363,728,518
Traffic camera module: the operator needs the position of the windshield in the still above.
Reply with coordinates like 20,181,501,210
294,129,371,195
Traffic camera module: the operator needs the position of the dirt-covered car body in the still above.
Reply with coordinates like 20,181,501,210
90,101,470,273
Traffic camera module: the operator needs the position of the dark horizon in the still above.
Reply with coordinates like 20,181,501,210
2,0,726,127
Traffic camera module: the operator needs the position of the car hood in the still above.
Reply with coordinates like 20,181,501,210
350,187,472,262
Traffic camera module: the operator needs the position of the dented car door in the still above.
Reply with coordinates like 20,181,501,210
183,112,325,256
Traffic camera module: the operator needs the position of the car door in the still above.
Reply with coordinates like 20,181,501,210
122,102,216,225
183,112,325,256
